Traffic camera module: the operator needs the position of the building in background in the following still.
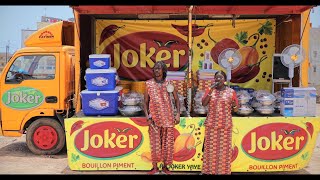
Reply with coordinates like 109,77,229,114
1,16,72,72
21,29,37,48
0,52,12,72
23,16,68,46
37,16,63,29
21,16,65,49
68,18,75,22
41,16,63,23
309,28,320,102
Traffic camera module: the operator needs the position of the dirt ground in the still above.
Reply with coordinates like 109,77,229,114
0,135,67,174
0,104,320,175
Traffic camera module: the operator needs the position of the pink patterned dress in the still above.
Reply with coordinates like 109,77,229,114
145,79,175,165
201,87,238,174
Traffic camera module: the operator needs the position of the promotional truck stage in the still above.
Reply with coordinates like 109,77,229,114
0,5,319,172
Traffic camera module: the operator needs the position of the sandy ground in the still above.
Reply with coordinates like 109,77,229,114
0,104,319,175
0,134,318,175
0,136,67,174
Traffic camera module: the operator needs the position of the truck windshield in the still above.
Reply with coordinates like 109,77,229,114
6,55,56,82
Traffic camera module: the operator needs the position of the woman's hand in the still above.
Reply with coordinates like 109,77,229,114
232,101,238,112
174,113,180,125
147,117,158,132
147,118,153,125
232,100,238,108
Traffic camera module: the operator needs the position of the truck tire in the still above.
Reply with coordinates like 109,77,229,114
26,118,65,155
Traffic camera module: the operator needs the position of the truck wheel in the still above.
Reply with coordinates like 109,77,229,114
26,118,65,155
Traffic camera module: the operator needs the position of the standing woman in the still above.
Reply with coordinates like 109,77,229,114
201,70,239,175
144,61,180,175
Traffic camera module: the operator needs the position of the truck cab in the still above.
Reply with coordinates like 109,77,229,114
0,21,75,155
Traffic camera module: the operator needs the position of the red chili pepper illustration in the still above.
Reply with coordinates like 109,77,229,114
306,122,314,138
173,128,180,140
70,120,84,135
172,23,213,37
231,55,268,83
173,147,196,162
231,145,239,163
231,64,252,79
173,140,201,162
130,117,149,126
99,24,125,45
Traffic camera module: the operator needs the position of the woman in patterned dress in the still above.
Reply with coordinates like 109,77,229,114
201,70,239,175
143,61,180,175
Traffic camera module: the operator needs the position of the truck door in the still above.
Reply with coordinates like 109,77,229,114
0,53,60,131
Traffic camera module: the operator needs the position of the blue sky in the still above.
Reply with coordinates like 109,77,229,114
310,6,320,27
0,6,74,53
0,5,319,54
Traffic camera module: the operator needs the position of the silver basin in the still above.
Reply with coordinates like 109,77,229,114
119,109,143,117
238,98,250,105
237,108,253,116
256,107,274,115
258,99,274,106
122,98,140,106
194,108,207,114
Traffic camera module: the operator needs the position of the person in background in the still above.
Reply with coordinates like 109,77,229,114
143,61,180,175
201,70,239,175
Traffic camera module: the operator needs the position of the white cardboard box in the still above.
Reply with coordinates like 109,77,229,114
280,87,317,117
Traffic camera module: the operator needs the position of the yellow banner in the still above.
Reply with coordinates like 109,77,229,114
65,116,320,172
96,19,276,91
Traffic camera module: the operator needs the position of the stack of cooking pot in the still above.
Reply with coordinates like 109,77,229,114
273,91,282,112
236,90,254,116
119,92,143,117
193,90,208,115
254,90,276,115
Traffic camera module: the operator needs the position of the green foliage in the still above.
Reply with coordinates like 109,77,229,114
198,60,203,69
235,31,248,45
301,152,309,160
258,21,273,35
179,117,186,128
71,153,80,162
198,118,205,127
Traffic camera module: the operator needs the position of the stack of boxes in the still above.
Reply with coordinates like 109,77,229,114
167,71,187,97
197,51,218,91
280,87,317,117
166,71,187,114
81,54,121,116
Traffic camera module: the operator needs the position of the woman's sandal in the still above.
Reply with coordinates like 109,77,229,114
147,168,160,175
161,168,172,175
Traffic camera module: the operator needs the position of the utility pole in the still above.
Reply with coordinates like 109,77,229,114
5,40,10,64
